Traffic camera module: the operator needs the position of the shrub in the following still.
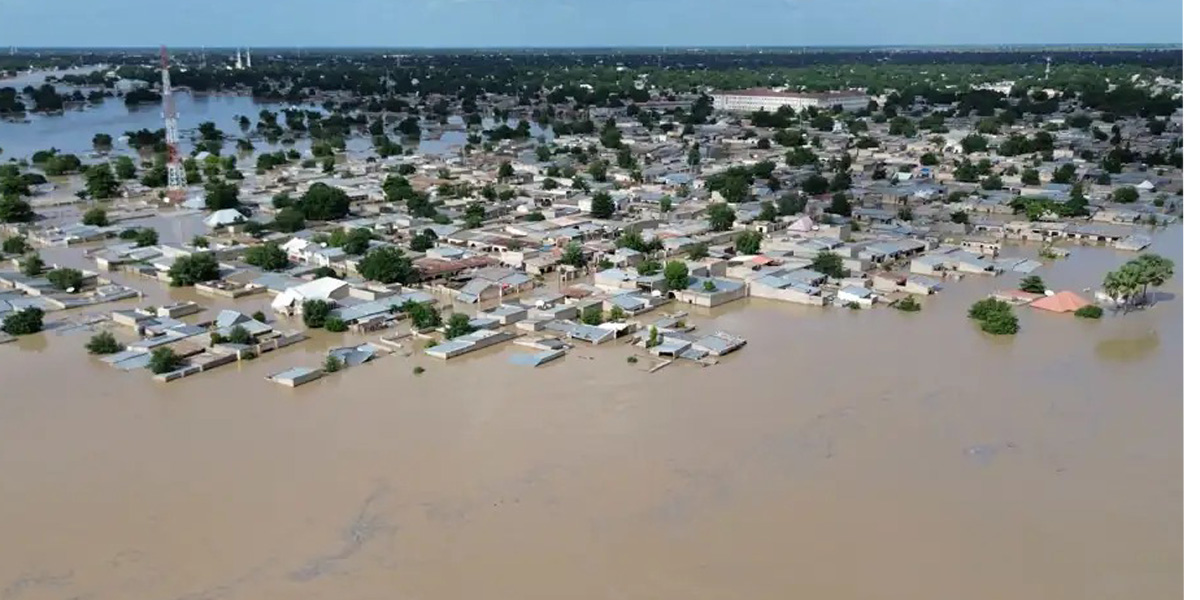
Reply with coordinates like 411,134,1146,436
892,296,921,312
2,235,29,255
663,260,690,290
703,280,717,292
1075,305,1103,319
968,298,1020,335
82,207,108,226
251,310,266,322
444,313,474,338
226,325,254,344
244,243,289,271
21,253,45,276
148,347,184,374
324,317,348,332
85,330,121,354
168,253,219,286
413,365,426,375
324,355,342,373
2,307,44,335
46,268,84,291
302,299,333,328
580,305,604,326
626,356,638,364
1018,275,1046,294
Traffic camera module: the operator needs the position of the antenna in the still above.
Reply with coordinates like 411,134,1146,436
1044,56,1051,81
160,46,186,203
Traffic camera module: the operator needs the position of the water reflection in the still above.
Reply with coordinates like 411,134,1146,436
1095,329,1161,363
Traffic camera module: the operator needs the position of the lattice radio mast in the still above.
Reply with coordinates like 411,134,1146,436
160,46,186,202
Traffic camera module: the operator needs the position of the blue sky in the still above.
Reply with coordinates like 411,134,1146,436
0,0,1182,47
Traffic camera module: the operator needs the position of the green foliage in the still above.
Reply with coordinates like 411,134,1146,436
244,243,289,271
663,260,690,290
358,246,416,284
273,207,306,233
810,251,848,278
86,330,122,354
735,230,763,255
1018,275,1046,294
324,355,343,373
706,203,736,232
1111,186,1139,204
609,306,626,321
561,242,587,268
590,192,615,219
444,313,475,339
2,235,29,255
410,228,437,252
0,195,35,223
702,280,717,292
403,300,442,330
959,134,989,154
20,253,44,276
687,244,710,261
298,182,351,220
827,192,852,217
919,152,940,166
777,192,806,216
80,206,107,227
801,174,830,196
302,300,333,328
84,164,120,199
324,317,348,333
330,227,373,255
149,347,184,374
950,210,970,224
758,200,777,223
580,304,604,326
1075,305,1103,319
2,307,44,335
968,298,1020,335
647,325,660,348
191,235,209,249
636,260,662,275
46,268,84,291
168,253,219,287
204,179,240,211
891,296,921,312
1103,253,1174,310
227,325,254,345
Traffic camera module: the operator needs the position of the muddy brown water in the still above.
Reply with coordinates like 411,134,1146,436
0,225,1181,599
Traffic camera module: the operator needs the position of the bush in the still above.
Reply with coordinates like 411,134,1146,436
1075,305,1103,319
2,235,29,255
358,246,416,284
413,365,426,375
891,296,921,312
20,253,44,276
810,251,848,278
444,313,475,338
1018,275,1046,294
2,307,44,335
324,317,348,332
324,355,342,373
663,260,690,290
636,260,662,276
85,330,121,354
968,298,1020,335
226,325,254,345
244,243,289,271
82,207,108,226
148,347,184,374
168,253,219,286
580,305,604,326
302,300,333,328
46,268,84,291
251,310,266,322
626,356,638,364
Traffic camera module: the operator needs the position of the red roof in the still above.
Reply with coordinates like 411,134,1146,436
1030,291,1091,313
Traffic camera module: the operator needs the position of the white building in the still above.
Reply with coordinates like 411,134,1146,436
711,88,871,113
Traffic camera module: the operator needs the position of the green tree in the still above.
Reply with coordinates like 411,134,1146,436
636,260,662,275
204,179,240,211
609,306,626,321
735,231,763,255
324,317,348,333
0,196,35,223
358,246,416,284
647,325,660,348
192,235,209,249
82,207,108,226
324,355,343,373
580,305,604,326
410,229,437,252
148,347,184,374
898,206,914,221
20,253,45,276
959,134,989,154
687,244,710,261
663,260,690,290
950,210,970,224
919,153,940,166
298,183,351,220
891,296,921,312
46,268,84,291
498,161,514,179
168,253,219,286
827,192,853,217
1111,186,1139,204
85,330,122,354
2,307,44,335
590,192,615,219
92,133,113,150
562,242,586,268
968,298,1019,335
810,251,847,278
273,207,306,233
1019,275,1046,294
84,164,119,199
244,243,289,271
759,200,777,222
707,203,735,232
403,300,442,330
302,299,333,328
134,228,158,247
444,313,475,338
801,174,830,195
1075,305,1103,319
777,192,806,216
2,235,29,255
659,196,673,214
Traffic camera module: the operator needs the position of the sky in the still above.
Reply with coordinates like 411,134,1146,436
0,0,1183,48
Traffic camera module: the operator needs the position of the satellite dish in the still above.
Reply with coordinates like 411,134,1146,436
411,78,419,86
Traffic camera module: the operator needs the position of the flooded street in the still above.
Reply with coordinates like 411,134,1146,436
0,226,1181,599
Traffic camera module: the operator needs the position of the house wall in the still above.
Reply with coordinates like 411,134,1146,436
749,283,828,306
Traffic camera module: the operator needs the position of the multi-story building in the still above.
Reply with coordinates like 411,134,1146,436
711,88,871,113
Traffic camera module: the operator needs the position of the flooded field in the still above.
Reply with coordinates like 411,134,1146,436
0,226,1181,599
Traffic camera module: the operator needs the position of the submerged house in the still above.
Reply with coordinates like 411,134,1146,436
271,277,351,314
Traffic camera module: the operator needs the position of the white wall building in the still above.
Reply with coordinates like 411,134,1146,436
711,89,871,113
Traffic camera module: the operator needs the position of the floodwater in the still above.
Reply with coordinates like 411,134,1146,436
2,73,550,161
0,225,1182,599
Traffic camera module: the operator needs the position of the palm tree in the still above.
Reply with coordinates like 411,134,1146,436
1103,266,1140,312
1131,254,1174,305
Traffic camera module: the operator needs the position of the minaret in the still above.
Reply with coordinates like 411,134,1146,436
245,48,251,68
235,49,243,70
